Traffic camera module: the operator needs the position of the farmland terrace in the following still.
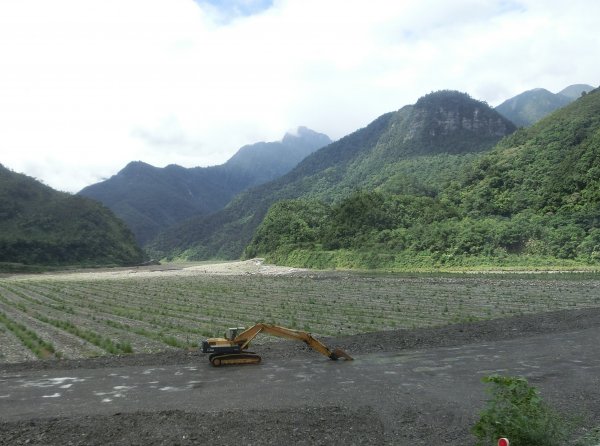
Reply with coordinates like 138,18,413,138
1,261,599,444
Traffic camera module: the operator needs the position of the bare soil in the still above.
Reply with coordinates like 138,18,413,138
0,406,384,446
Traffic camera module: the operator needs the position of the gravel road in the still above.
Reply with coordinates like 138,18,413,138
2,306,600,445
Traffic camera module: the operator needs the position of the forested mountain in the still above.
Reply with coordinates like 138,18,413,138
148,90,516,260
79,127,330,244
495,84,594,127
246,87,600,268
0,165,145,267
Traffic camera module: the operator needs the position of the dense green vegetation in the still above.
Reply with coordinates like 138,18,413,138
245,88,600,269
80,127,330,244
472,375,571,446
149,91,515,261
0,165,145,268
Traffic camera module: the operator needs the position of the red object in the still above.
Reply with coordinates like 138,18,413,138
498,438,509,446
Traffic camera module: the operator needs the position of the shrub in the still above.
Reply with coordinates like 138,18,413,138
472,375,570,446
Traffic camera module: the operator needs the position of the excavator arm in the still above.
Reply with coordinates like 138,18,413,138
234,323,353,361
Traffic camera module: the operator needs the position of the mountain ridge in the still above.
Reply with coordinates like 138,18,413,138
148,90,516,260
246,87,600,268
79,128,331,244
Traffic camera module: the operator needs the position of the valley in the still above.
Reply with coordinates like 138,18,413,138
2,3,598,443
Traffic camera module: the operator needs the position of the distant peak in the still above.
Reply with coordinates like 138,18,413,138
284,126,314,138
413,90,501,116
415,90,476,108
119,161,156,175
282,127,331,145
126,160,153,168
164,164,186,171
523,87,554,95
558,83,595,100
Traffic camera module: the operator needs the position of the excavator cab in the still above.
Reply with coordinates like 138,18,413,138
225,327,246,341
201,327,246,353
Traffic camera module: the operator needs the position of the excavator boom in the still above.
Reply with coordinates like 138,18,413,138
201,323,353,366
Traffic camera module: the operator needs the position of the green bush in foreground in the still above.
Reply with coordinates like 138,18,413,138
472,375,570,446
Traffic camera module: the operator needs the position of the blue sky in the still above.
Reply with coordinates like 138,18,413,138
0,0,598,192
194,0,274,22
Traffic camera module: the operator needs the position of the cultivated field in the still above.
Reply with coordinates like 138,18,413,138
1,261,599,363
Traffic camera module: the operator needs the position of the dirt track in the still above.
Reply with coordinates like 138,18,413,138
2,306,600,445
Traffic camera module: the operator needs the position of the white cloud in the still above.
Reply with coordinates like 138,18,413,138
0,0,598,192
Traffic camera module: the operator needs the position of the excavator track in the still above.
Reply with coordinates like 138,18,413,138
209,352,262,367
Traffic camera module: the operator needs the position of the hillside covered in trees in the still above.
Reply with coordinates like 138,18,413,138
0,165,145,268
148,90,516,260
245,88,600,269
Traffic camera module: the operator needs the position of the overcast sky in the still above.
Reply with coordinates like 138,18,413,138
0,0,598,192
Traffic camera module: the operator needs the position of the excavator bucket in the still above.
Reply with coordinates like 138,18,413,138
332,348,353,361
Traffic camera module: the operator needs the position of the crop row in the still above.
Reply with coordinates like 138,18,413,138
1,273,599,362
0,311,56,358
0,284,173,358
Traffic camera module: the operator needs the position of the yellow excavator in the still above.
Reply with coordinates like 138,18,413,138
201,323,353,366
